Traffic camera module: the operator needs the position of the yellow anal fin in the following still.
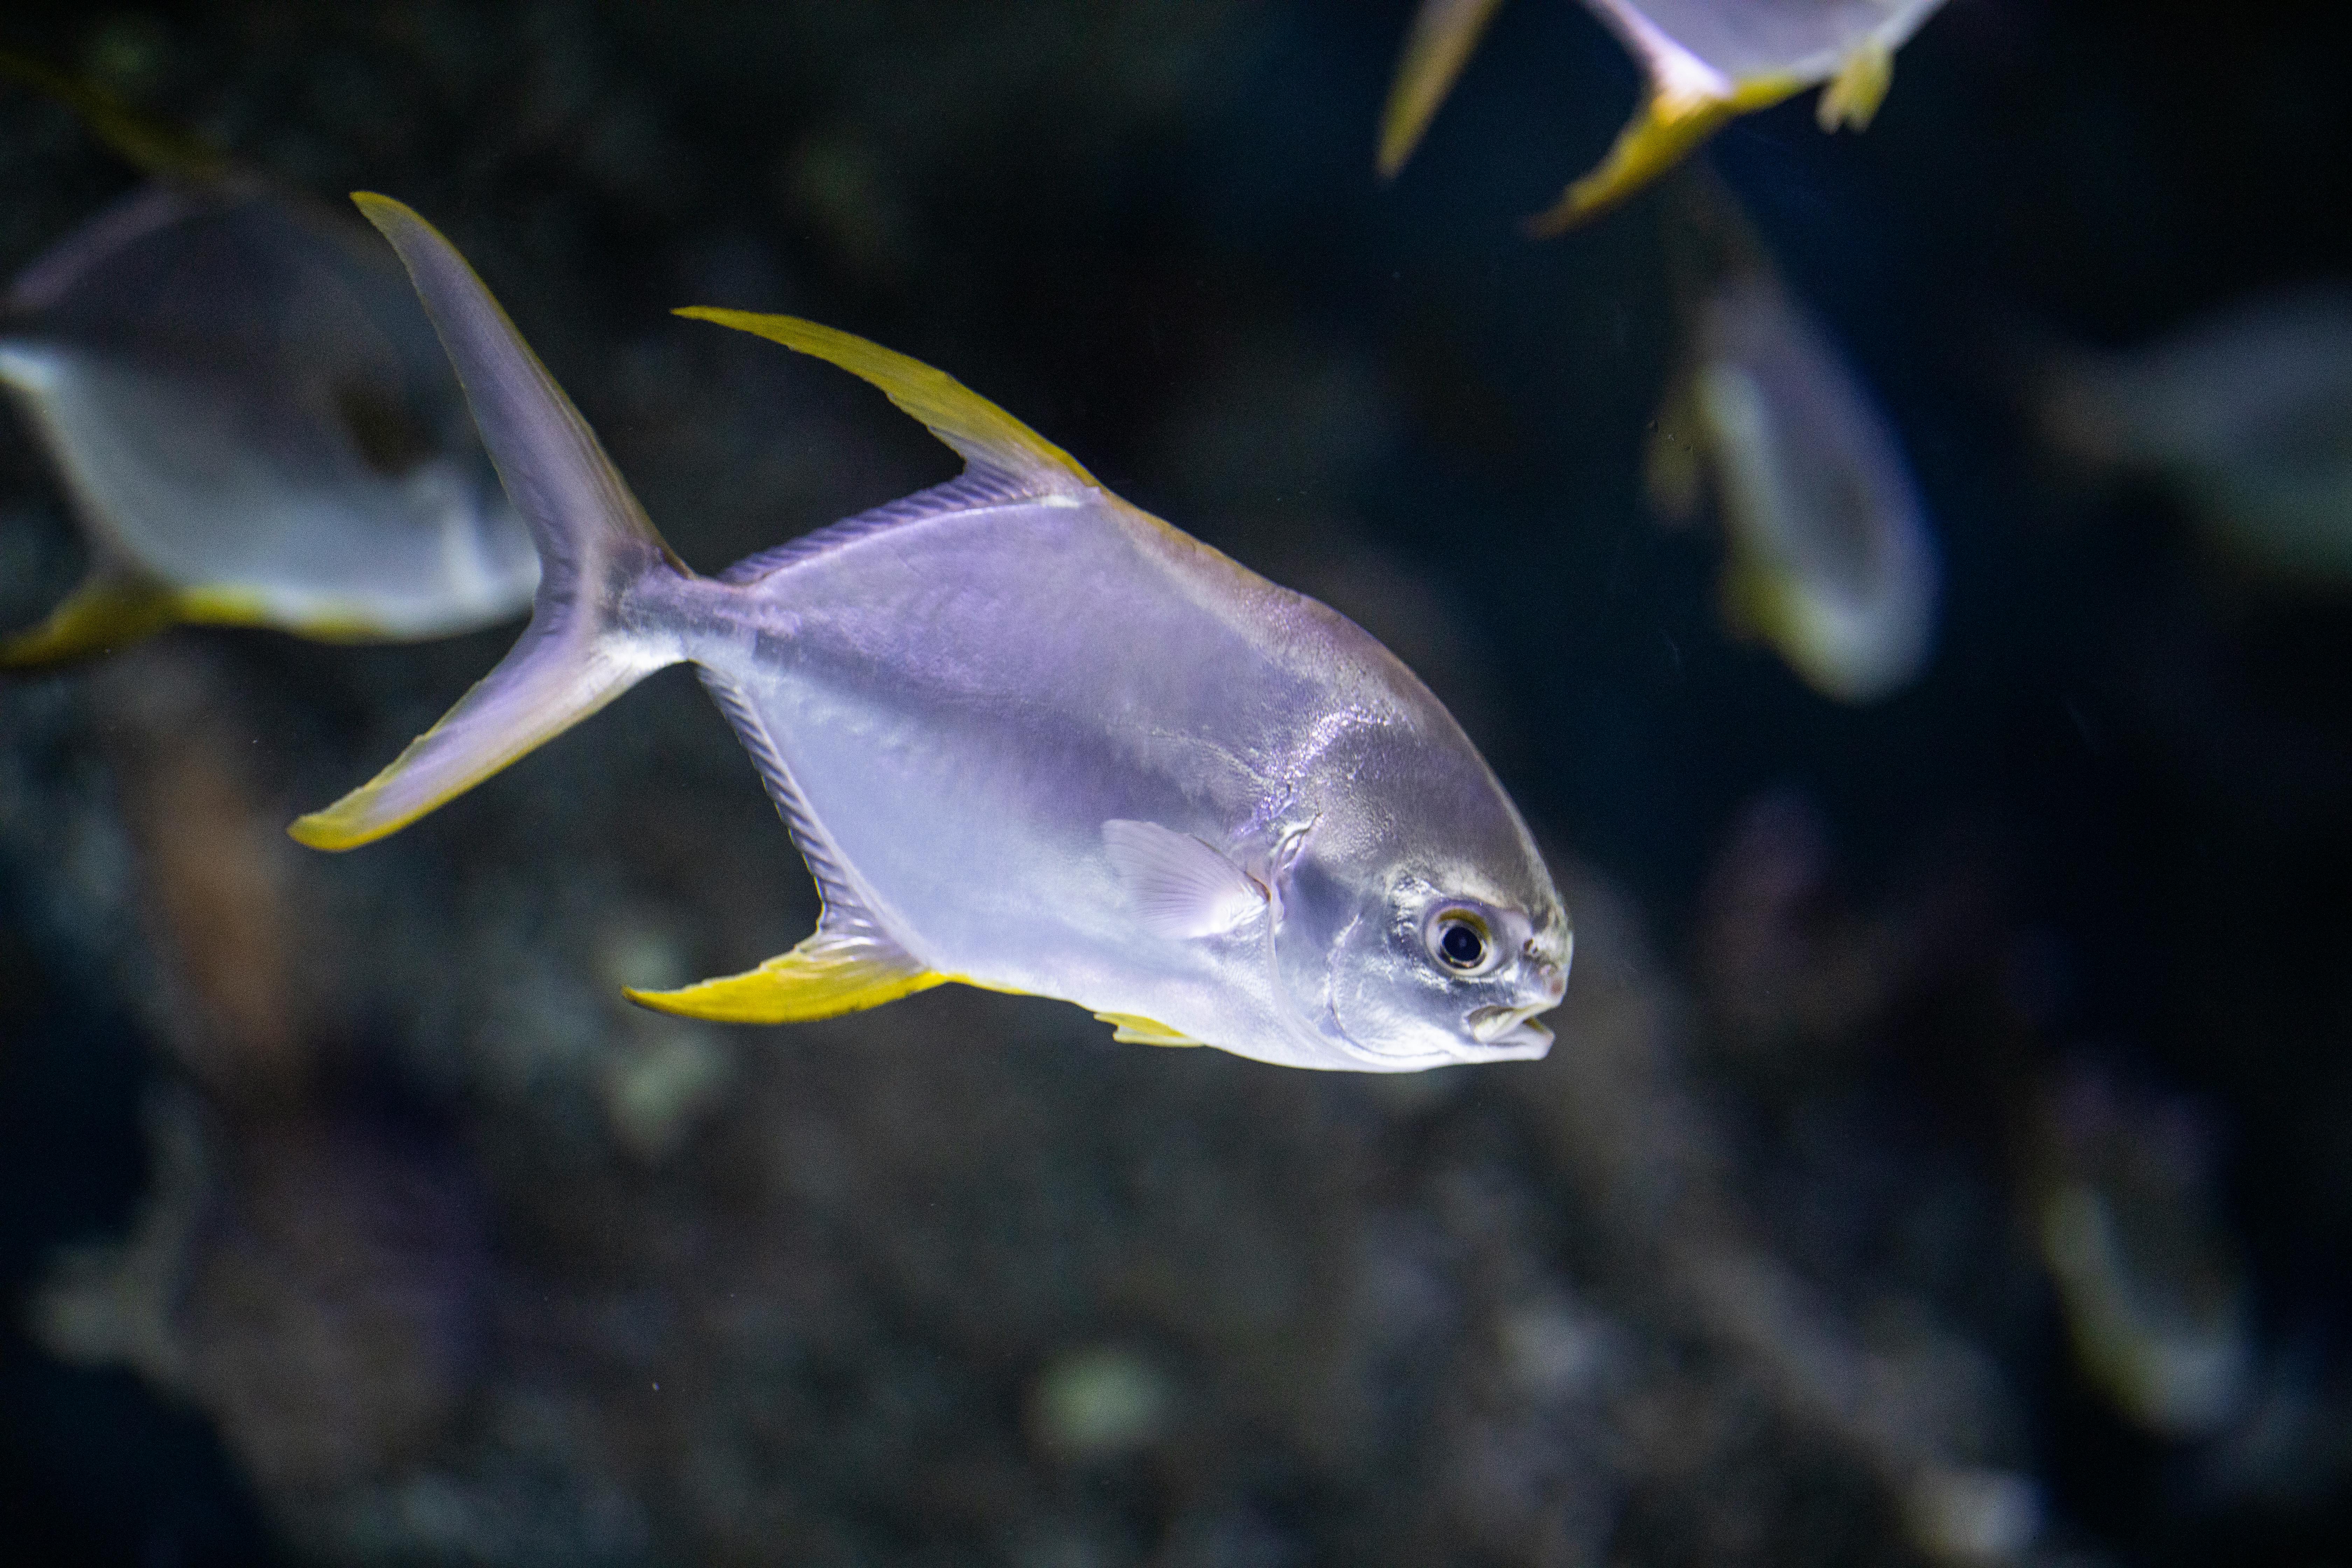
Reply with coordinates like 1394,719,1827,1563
0,573,182,670
1527,76,1798,236
1815,40,1895,132
672,309,1098,498
1377,0,1510,178
627,934,946,1025
1094,1011,1205,1048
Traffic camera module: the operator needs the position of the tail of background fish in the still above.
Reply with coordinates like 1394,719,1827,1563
289,195,690,851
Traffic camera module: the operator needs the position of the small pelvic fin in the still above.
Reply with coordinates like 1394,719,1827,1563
673,309,1099,499
1103,819,1267,940
0,573,182,669
1377,0,1510,178
628,932,945,1025
1094,1012,1206,1048
1815,40,1895,132
1526,75,1798,236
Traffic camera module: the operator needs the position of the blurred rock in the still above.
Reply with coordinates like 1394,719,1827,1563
34,1088,485,1502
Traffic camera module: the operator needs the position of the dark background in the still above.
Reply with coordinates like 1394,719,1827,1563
2,2,2348,1563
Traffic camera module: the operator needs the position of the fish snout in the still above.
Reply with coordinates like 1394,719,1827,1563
1523,954,1567,1007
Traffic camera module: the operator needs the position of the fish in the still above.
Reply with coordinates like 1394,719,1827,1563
1646,178,1937,701
1378,0,1948,232
2031,1061,2252,1439
0,180,538,667
2039,287,2352,586
290,195,1572,1074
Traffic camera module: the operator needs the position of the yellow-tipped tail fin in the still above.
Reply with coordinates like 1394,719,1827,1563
288,626,660,849
289,194,687,852
674,309,1098,498
0,574,182,669
627,933,946,1025
1377,0,1510,178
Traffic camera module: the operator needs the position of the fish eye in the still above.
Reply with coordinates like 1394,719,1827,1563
1425,906,1494,974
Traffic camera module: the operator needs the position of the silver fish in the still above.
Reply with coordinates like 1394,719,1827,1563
292,195,1570,1073
1378,0,1948,231
0,181,537,666
1650,259,1938,703
2040,287,2352,585
2032,1062,2251,1438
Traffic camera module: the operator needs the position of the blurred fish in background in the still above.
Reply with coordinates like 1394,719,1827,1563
2039,287,2352,588
1378,0,1949,230
1646,171,1938,701
0,186,539,665
0,59,534,667
2027,1058,2253,1441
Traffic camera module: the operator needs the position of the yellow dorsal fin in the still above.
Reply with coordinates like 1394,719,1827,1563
1094,1011,1206,1048
672,309,1098,497
0,573,183,669
1526,74,1800,236
626,932,946,1025
1377,0,1510,178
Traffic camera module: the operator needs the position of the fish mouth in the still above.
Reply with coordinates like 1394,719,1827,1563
1465,1003,1556,1056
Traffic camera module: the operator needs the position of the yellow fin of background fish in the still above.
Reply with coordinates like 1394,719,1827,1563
673,309,1099,497
1376,2,1945,234
1815,39,1895,132
0,573,183,668
1094,1013,1208,1048
1527,74,1797,236
1377,0,1509,178
627,934,947,1024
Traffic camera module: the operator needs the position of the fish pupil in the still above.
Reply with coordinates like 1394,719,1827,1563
1438,920,1485,969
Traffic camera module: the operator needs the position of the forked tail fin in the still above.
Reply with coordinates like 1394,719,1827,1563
290,195,686,851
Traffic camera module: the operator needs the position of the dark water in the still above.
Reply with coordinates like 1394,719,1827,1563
2,2,2348,1563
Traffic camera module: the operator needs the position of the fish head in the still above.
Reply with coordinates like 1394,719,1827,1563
1269,728,1570,1072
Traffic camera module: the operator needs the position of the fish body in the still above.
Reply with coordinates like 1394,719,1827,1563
1653,264,1937,702
294,197,1569,1073
2032,1063,2251,1439
0,182,536,665
1378,0,1946,231
2041,288,2352,584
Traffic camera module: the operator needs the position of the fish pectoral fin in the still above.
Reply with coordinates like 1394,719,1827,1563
672,308,1097,499
0,572,183,669
1094,1012,1206,1048
626,931,946,1025
1102,819,1267,940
